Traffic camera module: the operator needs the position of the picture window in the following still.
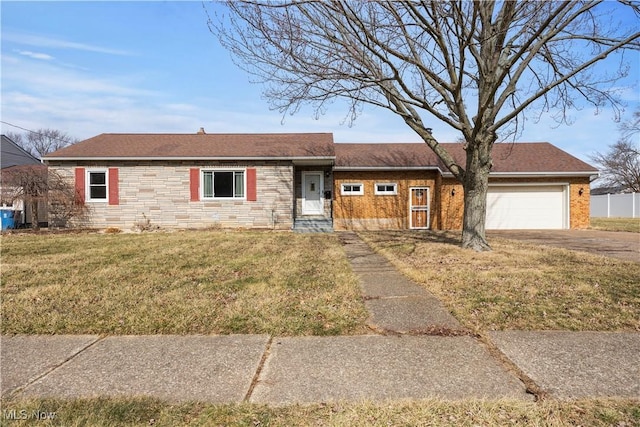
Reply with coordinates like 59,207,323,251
202,170,245,199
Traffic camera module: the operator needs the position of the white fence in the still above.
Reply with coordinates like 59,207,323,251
591,193,640,218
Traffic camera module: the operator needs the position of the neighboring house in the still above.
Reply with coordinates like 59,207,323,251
43,131,598,231
1,134,47,227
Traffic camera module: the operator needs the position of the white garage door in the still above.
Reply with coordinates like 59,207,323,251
486,185,567,229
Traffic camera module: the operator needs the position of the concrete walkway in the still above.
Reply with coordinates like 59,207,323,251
339,232,465,334
2,233,638,404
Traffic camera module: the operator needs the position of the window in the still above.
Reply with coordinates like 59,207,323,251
202,170,245,199
87,170,107,201
375,183,397,195
341,183,364,195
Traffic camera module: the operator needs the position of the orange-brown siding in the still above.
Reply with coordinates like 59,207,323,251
334,172,592,231
333,171,438,230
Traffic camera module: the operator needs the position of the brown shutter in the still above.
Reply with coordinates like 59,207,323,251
75,167,85,204
190,168,200,201
246,168,257,201
108,168,119,205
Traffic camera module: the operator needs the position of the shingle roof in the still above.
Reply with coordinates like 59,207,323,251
1,135,41,169
44,133,597,175
335,142,598,174
44,133,335,159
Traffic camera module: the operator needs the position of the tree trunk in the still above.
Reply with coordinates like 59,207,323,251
30,199,40,231
461,141,492,251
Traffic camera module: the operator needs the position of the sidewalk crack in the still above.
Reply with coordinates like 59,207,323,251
8,335,105,398
244,335,273,402
477,333,546,401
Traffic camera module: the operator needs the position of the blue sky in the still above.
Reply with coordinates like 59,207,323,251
1,1,638,163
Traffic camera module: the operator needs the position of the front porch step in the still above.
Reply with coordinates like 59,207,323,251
293,218,334,233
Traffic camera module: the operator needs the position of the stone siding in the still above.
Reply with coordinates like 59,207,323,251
48,161,294,230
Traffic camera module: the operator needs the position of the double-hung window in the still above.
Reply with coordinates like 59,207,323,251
87,170,107,202
202,170,245,199
375,183,397,195
341,183,364,195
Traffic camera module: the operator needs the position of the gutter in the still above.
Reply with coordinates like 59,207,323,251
43,156,336,162
333,167,597,178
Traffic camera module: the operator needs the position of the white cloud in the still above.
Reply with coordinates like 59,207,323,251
2,54,157,97
16,50,54,61
3,32,134,56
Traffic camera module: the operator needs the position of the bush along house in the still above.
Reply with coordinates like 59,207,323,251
43,129,598,231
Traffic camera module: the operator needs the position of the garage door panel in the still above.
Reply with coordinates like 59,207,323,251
486,186,566,229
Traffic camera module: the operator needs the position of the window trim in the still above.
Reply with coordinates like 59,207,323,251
200,168,247,200
374,182,398,195
341,183,364,196
86,169,108,203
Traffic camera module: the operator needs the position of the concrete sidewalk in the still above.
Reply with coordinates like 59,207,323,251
2,332,638,404
1,233,638,404
339,232,464,334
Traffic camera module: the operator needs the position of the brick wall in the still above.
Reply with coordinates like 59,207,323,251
569,180,591,228
48,161,294,230
437,178,464,230
333,170,438,230
333,173,592,231
440,177,592,230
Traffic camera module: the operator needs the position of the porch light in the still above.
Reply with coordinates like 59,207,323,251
579,188,584,196
451,188,456,196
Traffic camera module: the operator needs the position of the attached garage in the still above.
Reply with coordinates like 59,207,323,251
486,185,569,229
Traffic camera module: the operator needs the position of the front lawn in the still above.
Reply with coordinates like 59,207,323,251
360,231,640,332
1,397,638,426
0,231,368,336
590,217,640,233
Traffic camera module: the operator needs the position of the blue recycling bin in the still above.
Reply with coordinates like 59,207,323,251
1,209,15,230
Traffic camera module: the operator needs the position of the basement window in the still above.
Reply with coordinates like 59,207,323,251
375,183,397,195
341,183,364,195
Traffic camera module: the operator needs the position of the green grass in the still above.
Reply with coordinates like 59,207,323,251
359,231,640,332
0,231,368,336
1,397,638,426
591,217,640,232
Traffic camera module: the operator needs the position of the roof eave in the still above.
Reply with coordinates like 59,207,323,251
44,156,336,162
488,171,599,178
334,166,443,171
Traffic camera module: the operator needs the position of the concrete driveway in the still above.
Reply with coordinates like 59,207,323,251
488,230,640,262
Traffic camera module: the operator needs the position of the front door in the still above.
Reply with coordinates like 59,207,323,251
302,172,323,215
410,187,430,229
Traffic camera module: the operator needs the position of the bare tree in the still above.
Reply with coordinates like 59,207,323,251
11,128,78,159
591,110,640,192
1,165,48,230
1,166,87,230
5,131,25,148
211,1,640,250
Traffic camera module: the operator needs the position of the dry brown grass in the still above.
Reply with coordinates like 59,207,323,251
591,217,640,233
359,231,640,332
1,230,368,336
1,397,638,426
